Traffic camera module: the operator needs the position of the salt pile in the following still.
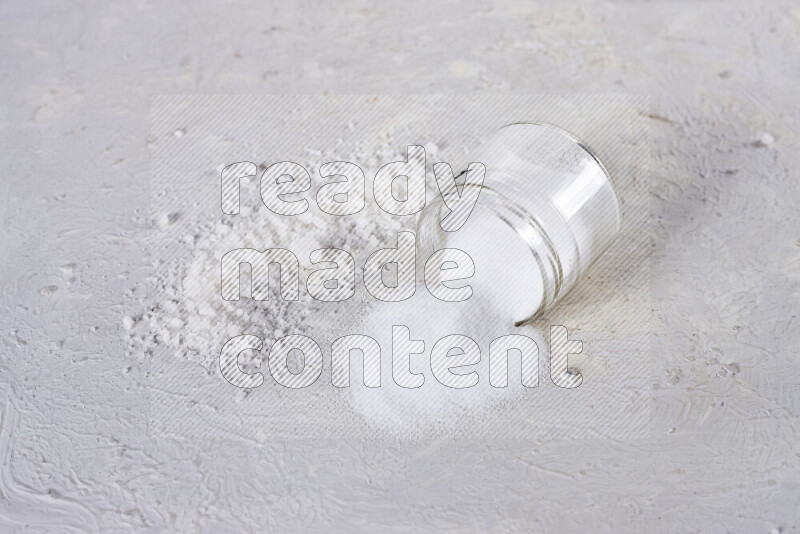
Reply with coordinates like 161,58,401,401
126,139,545,438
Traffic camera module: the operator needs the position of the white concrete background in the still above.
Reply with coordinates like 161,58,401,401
1,1,799,532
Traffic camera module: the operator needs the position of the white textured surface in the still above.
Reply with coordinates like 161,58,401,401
1,1,799,532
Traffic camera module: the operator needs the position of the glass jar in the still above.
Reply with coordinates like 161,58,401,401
416,123,621,324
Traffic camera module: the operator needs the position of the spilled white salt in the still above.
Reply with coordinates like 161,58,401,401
126,141,408,367
129,136,547,438
347,287,543,437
